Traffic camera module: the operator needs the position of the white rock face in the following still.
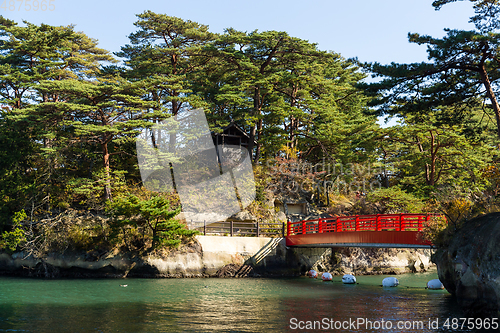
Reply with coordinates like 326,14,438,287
322,272,332,281
382,277,399,287
308,270,318,278
332,248,433,274
342,274,356,284
427,279,444,290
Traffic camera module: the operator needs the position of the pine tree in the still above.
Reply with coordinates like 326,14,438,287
365,1,500,143
0,17,115,217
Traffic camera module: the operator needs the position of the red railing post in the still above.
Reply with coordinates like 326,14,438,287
376,214,381,231
423,214,430,231
287,219,292,236
302,220,306,234
399,213,403,231
355,215,359,231
318,218,323,233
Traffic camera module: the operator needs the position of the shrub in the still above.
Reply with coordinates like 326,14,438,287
363,187,425,214
419,215,448,246
106,194,199,250
0,210,27,253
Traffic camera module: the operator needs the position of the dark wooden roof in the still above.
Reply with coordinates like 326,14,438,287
211,122,256,145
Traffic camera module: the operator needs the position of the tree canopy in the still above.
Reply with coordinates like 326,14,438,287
1,6,500,252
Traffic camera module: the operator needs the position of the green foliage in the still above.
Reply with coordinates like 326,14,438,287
0,15,121,217
117,11,213,118
66,224,96,251
432,181,500,228
107,194,198,250
379,111,493,197
365,3,500,143
66,170,128,209
2,12,500,256
155,218,198,248
364,188,426,214
419,215,448,246
1,210,27,253
433,0,500,32
198,27,374,163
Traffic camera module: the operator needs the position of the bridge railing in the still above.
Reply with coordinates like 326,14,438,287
287,213,442,236
189,220,286,237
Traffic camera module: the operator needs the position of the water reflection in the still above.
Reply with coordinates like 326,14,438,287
0,274,493,332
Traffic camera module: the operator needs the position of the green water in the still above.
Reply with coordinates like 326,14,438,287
0,272,486,332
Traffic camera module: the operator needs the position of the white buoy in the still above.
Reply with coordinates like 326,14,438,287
427,279,444,290
308,270,318,278
321,272,332,281
342,274,356,284
382,277,399,287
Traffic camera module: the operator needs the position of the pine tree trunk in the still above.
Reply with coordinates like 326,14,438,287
248,124,256,161
169,98,179,154
250,88,262,164
102,142,112,201
479,64,500,143
289,85,298,152
254,118,263,163
247,89,260,163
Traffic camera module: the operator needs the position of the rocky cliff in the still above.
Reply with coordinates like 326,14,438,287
298,247,432,276
433,212,500,315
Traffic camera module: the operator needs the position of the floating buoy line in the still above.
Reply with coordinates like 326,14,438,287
304,271,444,291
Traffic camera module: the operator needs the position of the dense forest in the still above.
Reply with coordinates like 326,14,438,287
1,0,500,253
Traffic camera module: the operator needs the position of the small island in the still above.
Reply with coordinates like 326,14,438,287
1,1,500,318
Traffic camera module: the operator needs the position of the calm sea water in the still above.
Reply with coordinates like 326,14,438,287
0,271,492,332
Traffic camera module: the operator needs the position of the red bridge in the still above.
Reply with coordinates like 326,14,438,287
286,214,442,248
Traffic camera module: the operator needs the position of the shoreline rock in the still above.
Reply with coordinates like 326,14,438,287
433,212,500,316
0,236,434,279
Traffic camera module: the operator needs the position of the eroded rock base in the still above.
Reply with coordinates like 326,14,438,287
0,236,433,279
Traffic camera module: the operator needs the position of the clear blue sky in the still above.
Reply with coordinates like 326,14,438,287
3,0,475,64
